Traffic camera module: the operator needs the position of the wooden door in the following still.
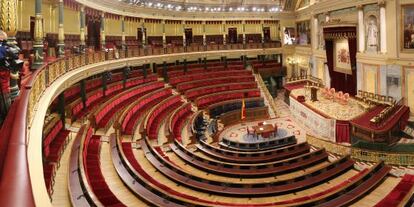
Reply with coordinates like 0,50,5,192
228,28,237,44
263,27,271,42
185,28,193,44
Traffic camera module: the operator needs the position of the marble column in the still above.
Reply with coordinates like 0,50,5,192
222,21,226,46
141,21,146,48
100,12,106,50
182,20,186,48
379,0,387,53
79,5,86,53
202,21,206,49
121,16,126,50
261,20,265,44
57,0,65,57
357,5,365,53
162,19,166,51
242,20,246,48
312,14,318,50
32,0,44,69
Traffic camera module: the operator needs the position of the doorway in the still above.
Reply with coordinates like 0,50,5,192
185,28,193,44
30,17,35,40
263,27,271,42
137,28,147,44
228,28,237,44
86,16,100,50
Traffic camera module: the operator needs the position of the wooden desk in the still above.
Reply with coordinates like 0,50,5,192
252,124,277,138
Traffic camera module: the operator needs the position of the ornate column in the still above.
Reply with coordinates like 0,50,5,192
182,20,186,49
79,5,86,53
202,20,206,49
0,0,20,100
379,0,386,53
57,0,65,57
261,20,265,44
121,16,126,50
357,4,365,53
222,20,226,47
100,12,106,50
32,0,44,69
312,14,318,50
242,20,246,48
141,20,146,48
162,19,166,52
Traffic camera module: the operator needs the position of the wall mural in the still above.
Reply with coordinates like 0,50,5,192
403,4,414,50
283,27,296,45
296,20,311,45
334,39,352,75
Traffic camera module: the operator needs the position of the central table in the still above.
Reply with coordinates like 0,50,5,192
252,124,277,138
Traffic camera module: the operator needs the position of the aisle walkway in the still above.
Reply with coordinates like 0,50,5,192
100,139,148,206
51,127,79,207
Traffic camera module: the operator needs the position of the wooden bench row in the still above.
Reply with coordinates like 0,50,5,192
195,89,261,108
169,70,252,86
220,135,297,152
142,137,355,196
185,82,257,101
90,80,164,131
144,95,183,139
171,140,328,178
196,139,311,164
66,74,157,121
207,97,265,118
176,75,255,92
167,103,194,142
116,88,173,135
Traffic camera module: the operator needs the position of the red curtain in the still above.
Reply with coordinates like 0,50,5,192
336,120,350,143
324,27,357,96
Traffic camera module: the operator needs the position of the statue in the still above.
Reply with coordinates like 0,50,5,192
366,16,378,52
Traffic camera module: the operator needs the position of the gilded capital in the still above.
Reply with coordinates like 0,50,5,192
0,0,18,37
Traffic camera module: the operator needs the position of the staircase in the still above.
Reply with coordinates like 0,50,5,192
254,73,278,118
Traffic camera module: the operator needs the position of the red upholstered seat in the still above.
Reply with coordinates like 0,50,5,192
374,174,414,207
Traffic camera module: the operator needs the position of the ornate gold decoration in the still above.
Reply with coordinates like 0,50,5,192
0,0,18,37
307,134,414,166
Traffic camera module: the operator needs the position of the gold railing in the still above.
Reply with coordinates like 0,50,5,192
286,75,323,86
255,73,278,118
307,134,414,166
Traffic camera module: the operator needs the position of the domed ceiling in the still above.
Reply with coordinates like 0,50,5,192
121,0,285,13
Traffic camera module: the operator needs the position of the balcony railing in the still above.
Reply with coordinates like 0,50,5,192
0,44,282,207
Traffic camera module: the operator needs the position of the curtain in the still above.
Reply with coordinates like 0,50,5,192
324,27,357,96
336,120,350,143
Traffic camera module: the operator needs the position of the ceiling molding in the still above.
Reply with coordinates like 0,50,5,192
75,0,295,20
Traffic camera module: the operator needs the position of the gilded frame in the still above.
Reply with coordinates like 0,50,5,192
401,4,414,52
